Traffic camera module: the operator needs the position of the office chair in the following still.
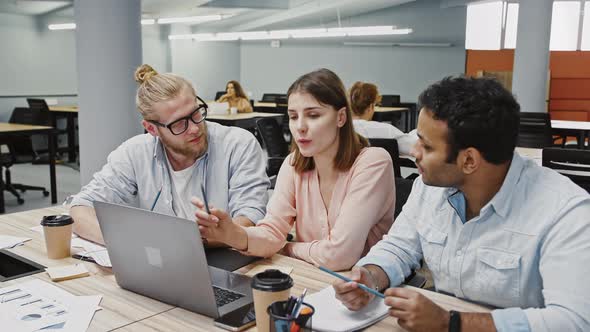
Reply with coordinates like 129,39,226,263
542,147,590,193
26,98,69,159
256,118,290,188
517,112,557,148
368,138,402,178
214,91,226,101
0,107,50,204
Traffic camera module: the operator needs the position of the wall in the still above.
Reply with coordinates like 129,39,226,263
169,24,241,101
240,0,467,102
0,13,170,121
0,13,78,120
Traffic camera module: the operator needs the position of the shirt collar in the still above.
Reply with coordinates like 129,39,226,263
444,151,525,221
486,152,525,218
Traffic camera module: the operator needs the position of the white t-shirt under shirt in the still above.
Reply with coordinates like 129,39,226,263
165,154,200,220
352,119,418,156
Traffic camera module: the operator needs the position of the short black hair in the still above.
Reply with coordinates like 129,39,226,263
418,76,520,164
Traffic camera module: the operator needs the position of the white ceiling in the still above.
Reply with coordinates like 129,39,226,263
0,0,424,31
0,0,71,15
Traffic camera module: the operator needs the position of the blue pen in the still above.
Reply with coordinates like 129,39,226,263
291,288,307,317
319,266,385,299
150,188,162,211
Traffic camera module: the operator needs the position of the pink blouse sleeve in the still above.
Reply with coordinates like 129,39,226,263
243,156,296,257
285,149,395,271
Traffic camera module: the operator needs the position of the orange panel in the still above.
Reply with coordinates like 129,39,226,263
550,78,590,99
550,100,590,111
550,109,589,121
465,50,514,76
550,51,590,78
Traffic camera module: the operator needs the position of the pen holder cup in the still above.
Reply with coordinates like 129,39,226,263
268,301,314,332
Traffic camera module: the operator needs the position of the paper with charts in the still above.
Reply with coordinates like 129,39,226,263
0,279,101,332
305,286,389,332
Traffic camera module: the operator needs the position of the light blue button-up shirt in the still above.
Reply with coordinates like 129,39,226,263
71,121,270,223
357,152,590,331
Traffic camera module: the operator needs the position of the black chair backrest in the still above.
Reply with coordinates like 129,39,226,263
261,93,287,103
380,94,401,107
518,112,553,148
26,98,51,126
368,138,402,178
256,118,289,157
394,177,414,218
256,118,290,177
542,147,590,193
214,91,226,101
8,107,36,156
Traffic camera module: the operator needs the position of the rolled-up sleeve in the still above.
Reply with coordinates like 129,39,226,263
357,178,424,287
227,132,270,224
70,141,138,207
285,151,395,271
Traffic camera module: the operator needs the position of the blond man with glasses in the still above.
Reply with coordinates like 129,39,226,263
69,65,270,245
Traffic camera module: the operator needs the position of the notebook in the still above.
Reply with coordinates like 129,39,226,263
305,286,389,332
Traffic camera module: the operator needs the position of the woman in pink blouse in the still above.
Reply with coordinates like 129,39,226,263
193,69,396,271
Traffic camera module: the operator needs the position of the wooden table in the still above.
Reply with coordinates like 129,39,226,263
0,123,57,213
207,112,284,131
552,120,590,149
1,207,490,331
49,105,79,162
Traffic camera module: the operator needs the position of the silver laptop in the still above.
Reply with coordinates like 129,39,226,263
95,201,254,318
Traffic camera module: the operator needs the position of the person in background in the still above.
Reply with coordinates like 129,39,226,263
334,76,590,332
193,69,396,271
350,81,417,156
217,80,253,113
69,65,269,245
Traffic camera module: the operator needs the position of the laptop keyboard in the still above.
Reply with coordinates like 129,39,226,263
213,286,245,307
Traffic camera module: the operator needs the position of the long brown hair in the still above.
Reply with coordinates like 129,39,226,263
349,81,381,116
287,69,368,173
227,80,248,99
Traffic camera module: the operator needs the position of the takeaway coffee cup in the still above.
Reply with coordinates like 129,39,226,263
41,215,74,259
251,269,293,332
230,106,238,114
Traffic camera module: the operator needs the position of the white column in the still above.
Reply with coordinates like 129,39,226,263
512,0,553,113
74,0,143,185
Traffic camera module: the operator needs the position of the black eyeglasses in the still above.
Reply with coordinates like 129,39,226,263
147,96,208,135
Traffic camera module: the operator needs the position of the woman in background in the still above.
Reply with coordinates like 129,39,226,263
350,81,417,156
194,69,396,271
217,80,253,113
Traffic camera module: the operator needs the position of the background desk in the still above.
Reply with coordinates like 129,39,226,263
2,207,490,331
253,102,415,132
49,105,79,162
552,120,590,149
207,112,284,131
0,123,57,213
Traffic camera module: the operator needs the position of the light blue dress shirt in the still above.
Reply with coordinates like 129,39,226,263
357,152,590,331
71,121,270,223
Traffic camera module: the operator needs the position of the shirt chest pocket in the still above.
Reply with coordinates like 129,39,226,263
474,248,521,308
418,226,447,273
